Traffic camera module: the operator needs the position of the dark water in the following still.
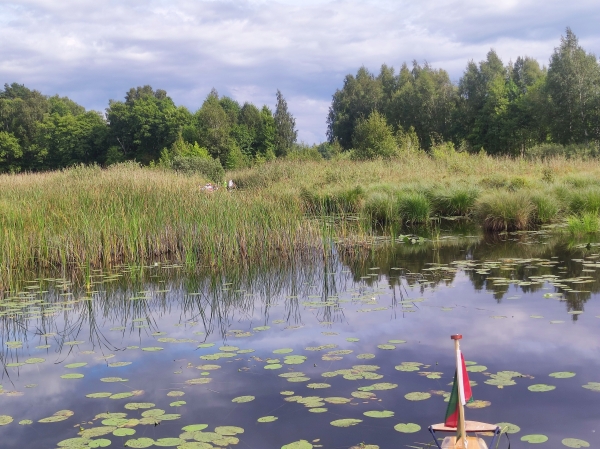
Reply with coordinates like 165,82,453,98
1,232,600,449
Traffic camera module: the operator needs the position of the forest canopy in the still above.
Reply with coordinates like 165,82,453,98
1,28,599,174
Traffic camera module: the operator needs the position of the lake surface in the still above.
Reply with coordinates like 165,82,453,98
1,231,600,449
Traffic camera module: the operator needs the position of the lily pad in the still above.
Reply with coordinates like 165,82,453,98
61,373,84,379
496,422,520,434
330,418,362,427
182,424,209,432
124,438,154,448
232,395,255,403
404,392,431,401
108,362,132,367
273,348,293,354
582,382,600,392
521,434,549,443
466,365,487,372
141,347,163,352
562,439,590,448
0,415,13,426
89,439,111,448
114,428,136,436
258,416,278,423
363,410,394,418
394,423,421,433
550,372,576,378
65,362,88,369
528,384,556,392
86,392,113,398
281,441,313,449
377,344,395,350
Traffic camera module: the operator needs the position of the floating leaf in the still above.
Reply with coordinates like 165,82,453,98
181,424,209,432
25,357,45,364
521,434,549,443
394,423,421,433
254,415,278,425
18,420,32,425
273,348,293,354
86,392,112,398
61,373,84,379
124,438,154,448
281,441,313,449
101,377,127,383
562,439,590,448
307,383,331,389
404,392,431,401
114,428,136,436
89,439,111,448
170,401,186,407
388,340,406,344
167,391,185,397
330,419,362,427
0,415,13,426
528,384,556,392
155,438,185,447
496,423,520,434
377,344,395,350
265,364,283,370
550,372,576,379
346,338,359,342
185,378,211,385
363,410,394,418
582,382,600,392
124,403,155,410
141,347,163,352
308,408,327,413
466,400,491,409
466,365,487,372
232,395,255,403
65,362,88,369
109,362,132,367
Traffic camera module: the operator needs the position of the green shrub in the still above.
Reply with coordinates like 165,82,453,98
431,187,479,216
475,191,535,231
531,193,559,223
566,187,600,214
300,186,364,215
567,212,600,235
351,111,398,160
171,156,224,183
363,191,397,223
398,192,431,224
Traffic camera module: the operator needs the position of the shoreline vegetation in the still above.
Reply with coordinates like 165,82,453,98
2,151,600,286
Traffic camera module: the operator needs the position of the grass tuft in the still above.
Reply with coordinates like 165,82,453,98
475,191,535,232
567,213,600,235
398,192,431,224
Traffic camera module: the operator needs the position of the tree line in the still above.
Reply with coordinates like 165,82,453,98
328,28,600,158
0,84,298,173
1,28,599,174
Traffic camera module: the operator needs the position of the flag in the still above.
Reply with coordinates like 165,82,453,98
444,351,473,427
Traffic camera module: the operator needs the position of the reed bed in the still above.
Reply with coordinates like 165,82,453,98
3,151,600,285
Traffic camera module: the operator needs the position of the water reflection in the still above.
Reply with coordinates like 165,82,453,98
0,232,599,448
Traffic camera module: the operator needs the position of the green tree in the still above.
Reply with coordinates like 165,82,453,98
0,131,23,172
273,90,297,157
257,105,276,160
107,85,191,164
352,111,397,160
327,67,383,150
194,89,234,165
547,28,600,144
37,111,108,169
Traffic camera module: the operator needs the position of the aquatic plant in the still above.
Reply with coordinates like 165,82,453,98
475,191,535,231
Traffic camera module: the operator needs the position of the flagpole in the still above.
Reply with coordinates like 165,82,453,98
452,334,467,448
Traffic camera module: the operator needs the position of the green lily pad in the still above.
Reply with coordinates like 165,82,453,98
307,383,331,389
308,407,327,413
550,372,576,378
346,338,359,342
582,382,600,392
330,418,362,427
528,384,556,392
562,439,590,448
281,441,313,449
65,362,88,369
25,358,45,364
521,434,549,443
232,395,255,403
181,424,209,432
110,392,135,399
496,423,520,434
124,438,154,448
18,420,33,425
404,392,431,401
154,438,185,447
265,364,283,370
215,426,244,435
273,348,293,354
363,410,394,418
356,353,376,359
124,403,155,410
394,423,421,433
170,401,186,407
258,416,278,423
89,439,111,448
0,415,13,426
141,347,163,352
466,365,487,372
108,362,132,367
114,428,136,436
377,344,396,350
359,383,397,391
100,377,127,382
61,373,84,379
86,392,112,398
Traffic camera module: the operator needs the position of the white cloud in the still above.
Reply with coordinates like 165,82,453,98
1,0,599,143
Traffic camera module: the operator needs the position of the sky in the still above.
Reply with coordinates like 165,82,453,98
1,0,600,144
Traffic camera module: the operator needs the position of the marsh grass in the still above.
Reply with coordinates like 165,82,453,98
5,152,600,281
567,213,600,235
